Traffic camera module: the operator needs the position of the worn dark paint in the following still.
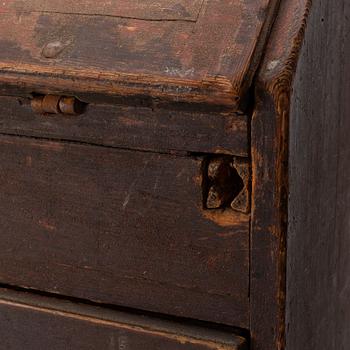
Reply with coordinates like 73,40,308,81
250,1,312,347
0,0,280,109
0,0,348,349
0,96,249,156
250,91,285,350
287,0,350,349
0,289,247,350
0,135,249,327
250,0,350,348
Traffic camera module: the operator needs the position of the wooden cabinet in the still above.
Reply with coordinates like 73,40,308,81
0,0,349,349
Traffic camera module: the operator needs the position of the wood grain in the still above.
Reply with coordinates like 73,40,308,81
0,96,249,156
6,0,204,21
250,0,312,349
0,0,280,109
287,0,350,349
0,135,249,327
1,0,347,347
0,288,247,350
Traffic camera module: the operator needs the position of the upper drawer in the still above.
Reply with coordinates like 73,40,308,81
0,135,250,327
0,0,279,109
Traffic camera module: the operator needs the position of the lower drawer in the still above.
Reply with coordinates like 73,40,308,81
0,135,249,326
0,288,248,350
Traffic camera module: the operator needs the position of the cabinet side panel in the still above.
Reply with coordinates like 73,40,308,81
288,0,350,348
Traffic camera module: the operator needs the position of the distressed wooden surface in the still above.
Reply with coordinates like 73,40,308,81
0,288,247,350
8,0,204,20
1,0,348,348
287,0,350,349
251,0,312,349
0,0,280,109
0,96,249,156
0,135,249,327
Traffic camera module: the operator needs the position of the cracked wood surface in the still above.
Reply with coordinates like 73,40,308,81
0,135,250,327
0,0,280,109
0,95,249,156
5,0,204,21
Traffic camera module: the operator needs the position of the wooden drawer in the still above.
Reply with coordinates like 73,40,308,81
0,135,250,327
0,288,248,350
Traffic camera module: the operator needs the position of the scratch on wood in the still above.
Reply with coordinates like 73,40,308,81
38,219,56,231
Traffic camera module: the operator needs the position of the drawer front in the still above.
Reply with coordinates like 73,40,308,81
0,289,247,350
0,135,249,327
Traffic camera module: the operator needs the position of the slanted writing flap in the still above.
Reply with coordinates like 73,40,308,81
0,0,279,108
8,0,204,20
